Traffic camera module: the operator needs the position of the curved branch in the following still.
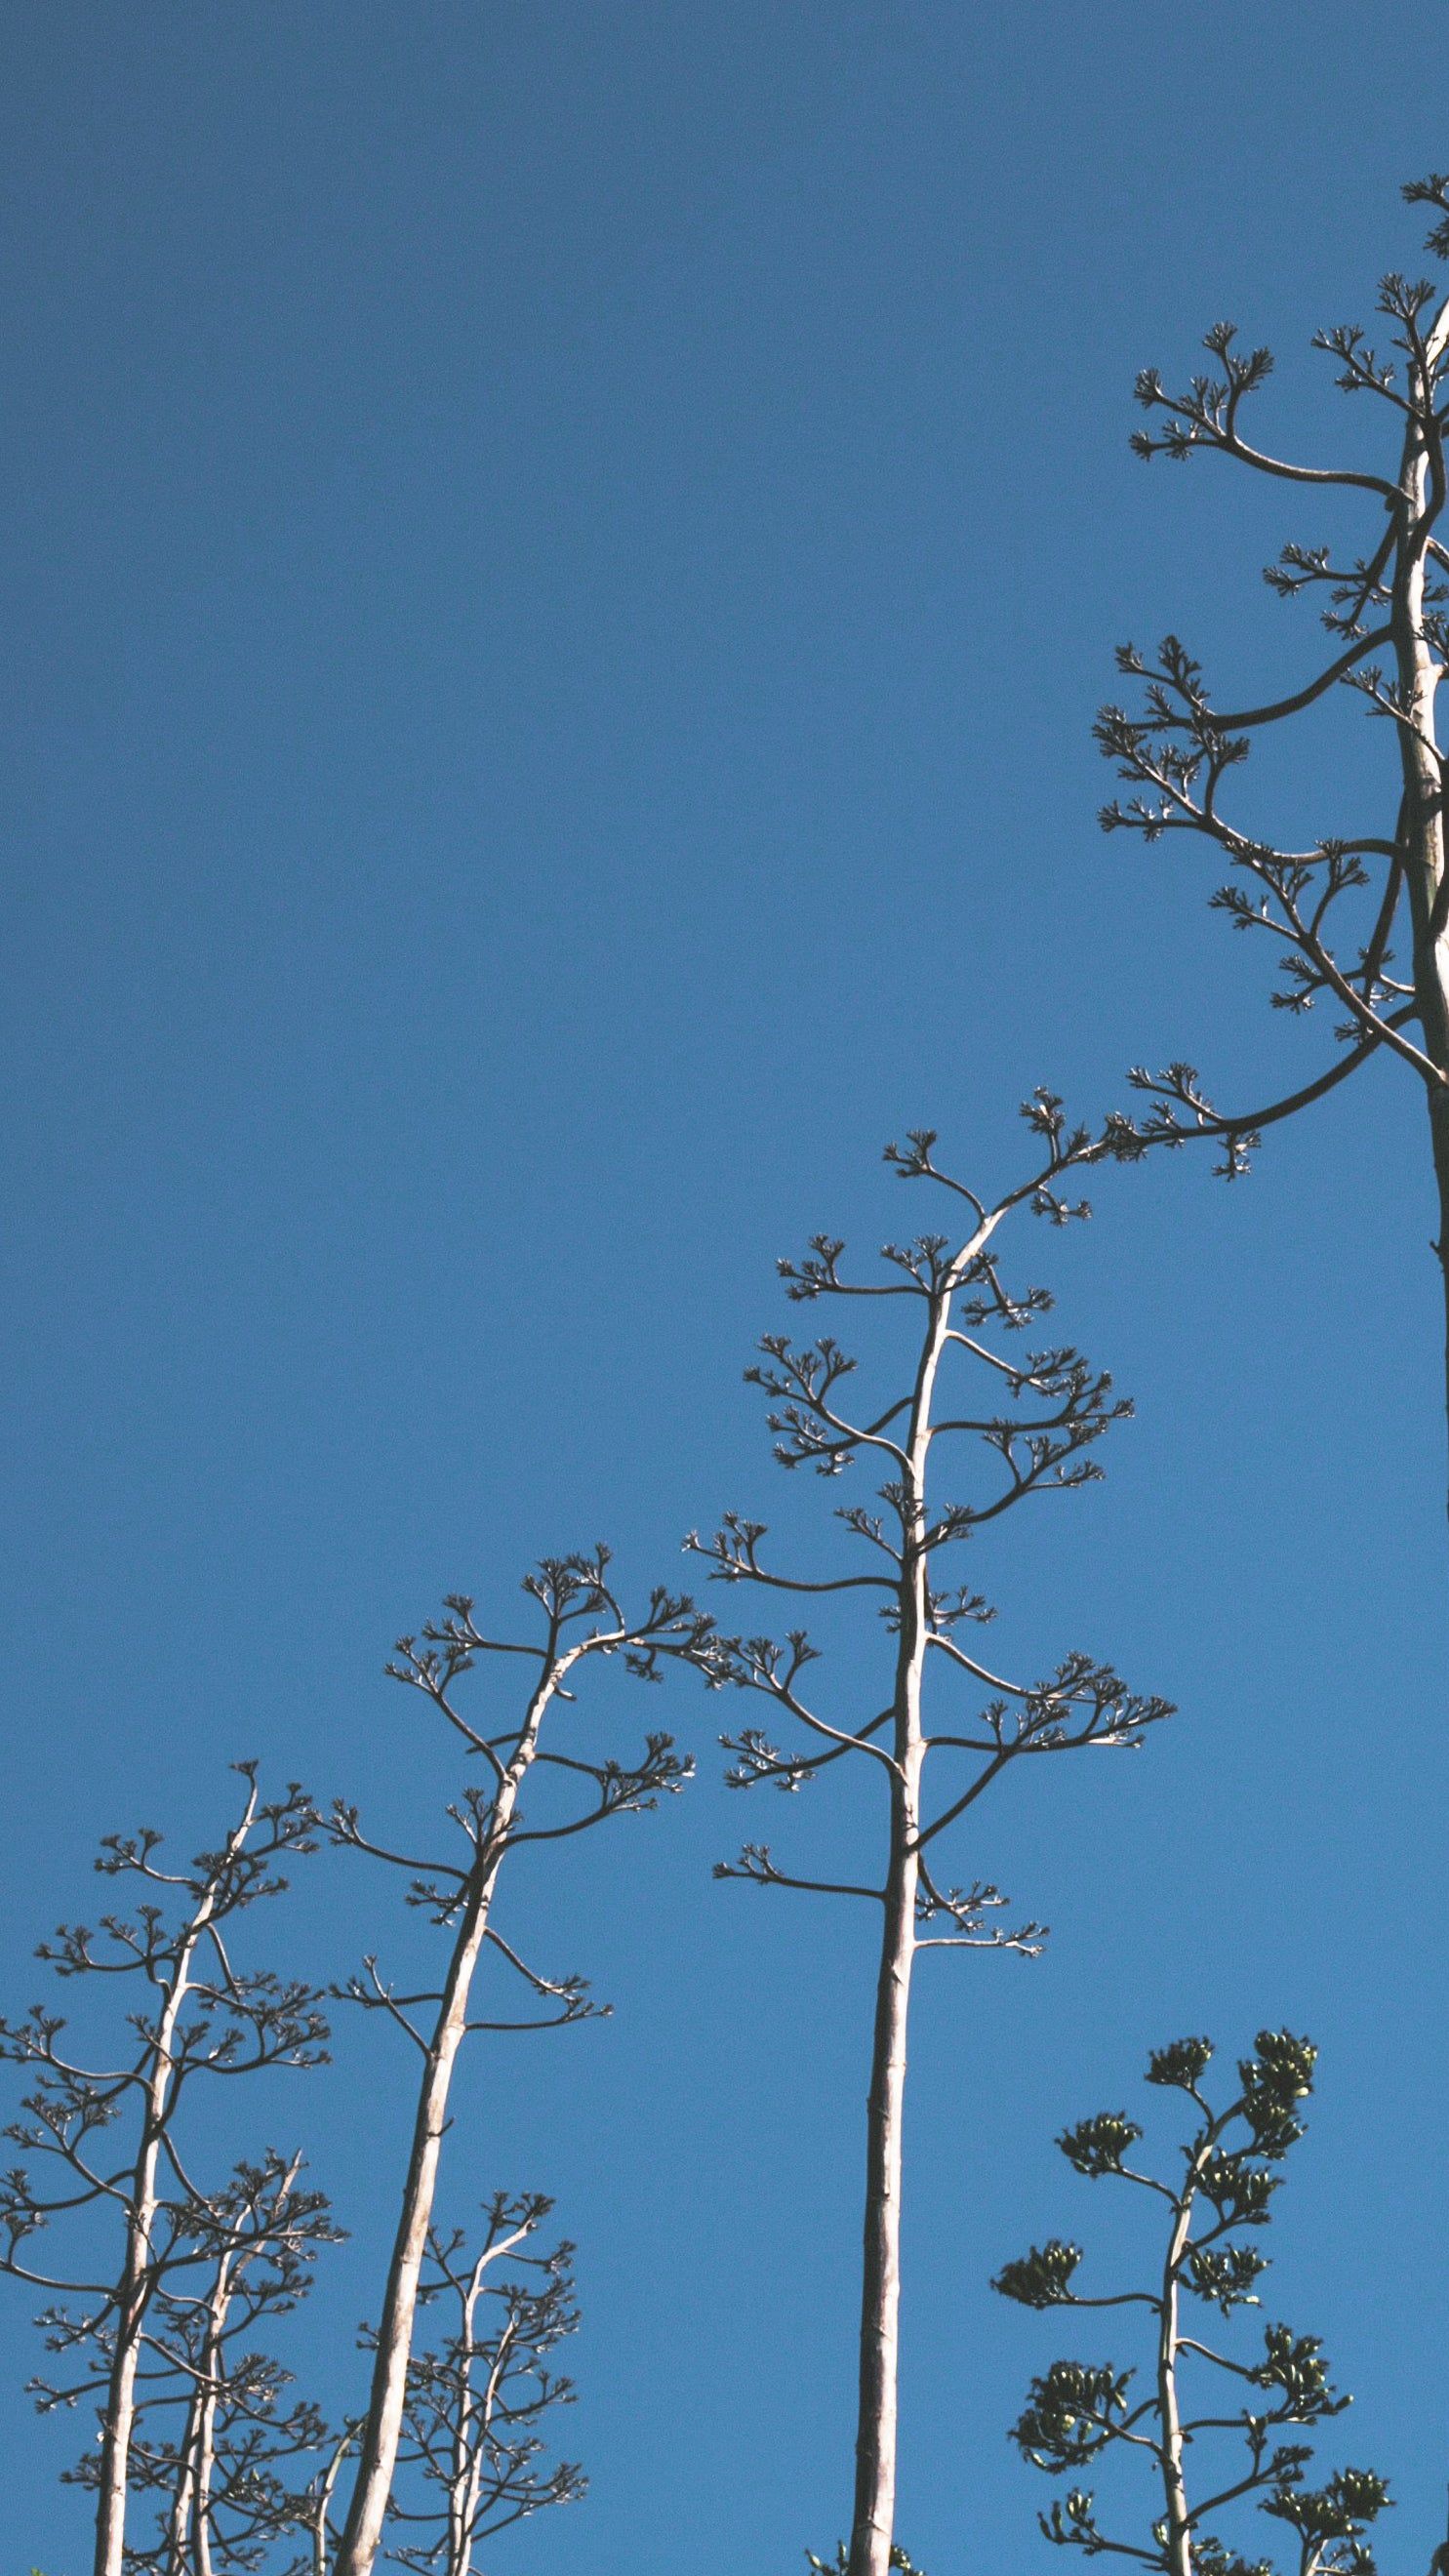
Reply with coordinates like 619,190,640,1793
1208,625,1391,729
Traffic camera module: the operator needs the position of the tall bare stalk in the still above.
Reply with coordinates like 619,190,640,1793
329,1551,710,2576
1096,173,1449,1488
386,2191,583,2573
0,1768,325,2576
687,1102,1169,2576
116,2153,340,2573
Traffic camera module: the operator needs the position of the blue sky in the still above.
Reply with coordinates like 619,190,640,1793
2,6,1445,2570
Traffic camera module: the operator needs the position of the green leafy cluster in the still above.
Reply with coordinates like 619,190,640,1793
1196,2145,1279,2229
1250,2325,1348,2420
1011,2360,1133,2470
1263,2469,1390,2576
1187,2243,1268,2313
1057,2113,1143,2178
1147,2036,1214,2093
1238,2033,1316,2156
993,2239,1083,2310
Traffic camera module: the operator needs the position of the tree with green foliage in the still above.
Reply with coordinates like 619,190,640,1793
993,2030,1396,2576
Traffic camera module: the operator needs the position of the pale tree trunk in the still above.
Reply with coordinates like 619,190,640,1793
161,2260,229,2574
190,2267,227,2576
94,1968,192,2576
1393,293,1449,1486
335,1867,499,2574
335,1664,571,2576
846,1268,966,2576
448,2255,497,2576
165,2402,199,2576
1155,2190,1194,2576
847,1791,919,2576
308,2431,353,2576
93,1798,255,2576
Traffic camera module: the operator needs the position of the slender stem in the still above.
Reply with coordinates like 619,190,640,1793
1156,2179,1195,2576
847,1215,1000,2576
310,2431,353,2576
333,1653,578,2576
92,1788,259,2576
1389,293,1449,1508
165,2385,200,2576
191,2264,225,2576
847,1780,919,2576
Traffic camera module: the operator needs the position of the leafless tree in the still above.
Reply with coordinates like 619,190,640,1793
382,2191,583,2574
292,2427,356,2576
684,1100,1171,2576
0,1767,327,2576
994,2031,1396,2576
79,2153,341,2575
1096,173,1449,1478
328,1550,714,2576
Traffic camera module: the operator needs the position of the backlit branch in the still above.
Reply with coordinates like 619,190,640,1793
1098,177,1449,1475
679,1116,1171,2576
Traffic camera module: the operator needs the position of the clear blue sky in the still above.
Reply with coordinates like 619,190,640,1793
2,7,1445,2570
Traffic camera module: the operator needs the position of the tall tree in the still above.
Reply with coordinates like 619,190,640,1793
383,2191,583,2575
91,2153,341,2575
1096,174,1449,1477
686,1101,1170,2576
994,2030,1396,2576
0,1767,327,2576
328,1550,712,2576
